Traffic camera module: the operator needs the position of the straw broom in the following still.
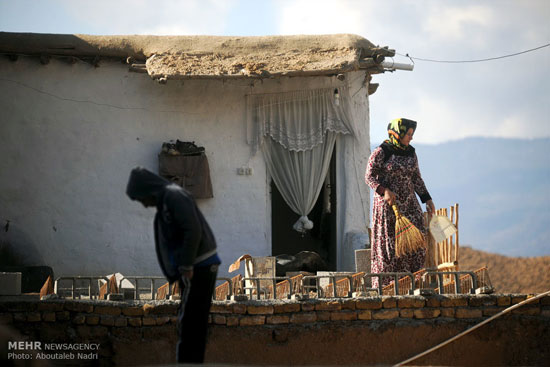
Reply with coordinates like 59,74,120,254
392,204,425,257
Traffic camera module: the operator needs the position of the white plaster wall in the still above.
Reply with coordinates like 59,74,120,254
0,57,371,278
336,71,372,271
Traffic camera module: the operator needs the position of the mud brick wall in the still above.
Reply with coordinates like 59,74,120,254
1,294,549,366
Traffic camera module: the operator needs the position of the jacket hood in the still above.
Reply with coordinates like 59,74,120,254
126,167,170,201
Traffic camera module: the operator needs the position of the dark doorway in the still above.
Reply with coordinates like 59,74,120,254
271,148,337,270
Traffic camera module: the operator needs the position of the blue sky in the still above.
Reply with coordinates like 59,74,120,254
1,0,549,144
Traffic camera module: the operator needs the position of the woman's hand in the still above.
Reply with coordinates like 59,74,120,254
384,188,396,206
426,200,435,215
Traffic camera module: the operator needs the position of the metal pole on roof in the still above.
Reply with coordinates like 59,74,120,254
381,60,414,71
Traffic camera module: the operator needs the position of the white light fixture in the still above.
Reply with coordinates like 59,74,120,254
381,60,414,71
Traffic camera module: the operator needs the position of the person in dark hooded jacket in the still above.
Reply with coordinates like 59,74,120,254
126,167,220,364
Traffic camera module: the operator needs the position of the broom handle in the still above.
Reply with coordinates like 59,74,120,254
392,204,401,218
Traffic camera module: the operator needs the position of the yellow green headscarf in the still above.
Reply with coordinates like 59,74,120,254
385,118,417,150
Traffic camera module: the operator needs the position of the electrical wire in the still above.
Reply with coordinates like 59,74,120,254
397,42,550,64
393,289,550,366
0,77,198,114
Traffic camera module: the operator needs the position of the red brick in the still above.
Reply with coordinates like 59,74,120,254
42,312,56,322
440,296,468,307
316,311,331,321
95,306,121,316
274,303,301,313
397,297,425,308
247,305,274,315
266,315,290,325
115,317,128,327
400,309,414,318
512,295,527,304
212,314,226,325
357,310,372,320
240,315,265,326
122,307,144,316
455,308,482,318
232,303,247,314
441,308,455,318
26,312,41,322
425,297,441,308
210,303,231,314
226,316,239,326
497,296,511,307
56,311,70,321
100,316,115,326
372,310,399,320
340,299,356,310
128,317,142,327
65,302,94,313
469,295,496,307
356,298,382,310
156,316,171,325
72,314,85,325
512,306,540,316
382,297,397,309
38,302,64,312
144,304,178,315
142,316,157,326
331,311,357,321
86,315,100,325
414,308,441,319
315,301,341,311
290,312,317,324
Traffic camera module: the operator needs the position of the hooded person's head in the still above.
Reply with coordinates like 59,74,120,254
126,167,170,207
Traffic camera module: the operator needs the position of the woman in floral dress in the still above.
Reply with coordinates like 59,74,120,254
365,118,435,288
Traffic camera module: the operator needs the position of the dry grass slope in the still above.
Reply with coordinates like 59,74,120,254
459,246,550,294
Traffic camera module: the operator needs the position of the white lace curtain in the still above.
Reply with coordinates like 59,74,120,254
247,87,356,233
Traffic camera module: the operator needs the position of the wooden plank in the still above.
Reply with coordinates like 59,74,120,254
437,261,458,270
455,203,460,268
40,275,54,298
157,282,169,300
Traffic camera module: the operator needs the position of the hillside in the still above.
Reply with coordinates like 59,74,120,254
459,246,550,294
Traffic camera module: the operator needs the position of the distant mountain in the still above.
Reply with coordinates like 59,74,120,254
460,246,550,293
370,137,550,257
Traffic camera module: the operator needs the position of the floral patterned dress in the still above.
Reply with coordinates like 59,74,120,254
365,146,431,288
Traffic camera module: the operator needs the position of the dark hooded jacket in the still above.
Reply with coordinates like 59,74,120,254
126,167,218,282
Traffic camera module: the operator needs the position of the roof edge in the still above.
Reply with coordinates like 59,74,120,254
0,32,381,61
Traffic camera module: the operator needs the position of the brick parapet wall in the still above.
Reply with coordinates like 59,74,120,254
1,294,549,365
0,293,548,328
208,294,550,326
